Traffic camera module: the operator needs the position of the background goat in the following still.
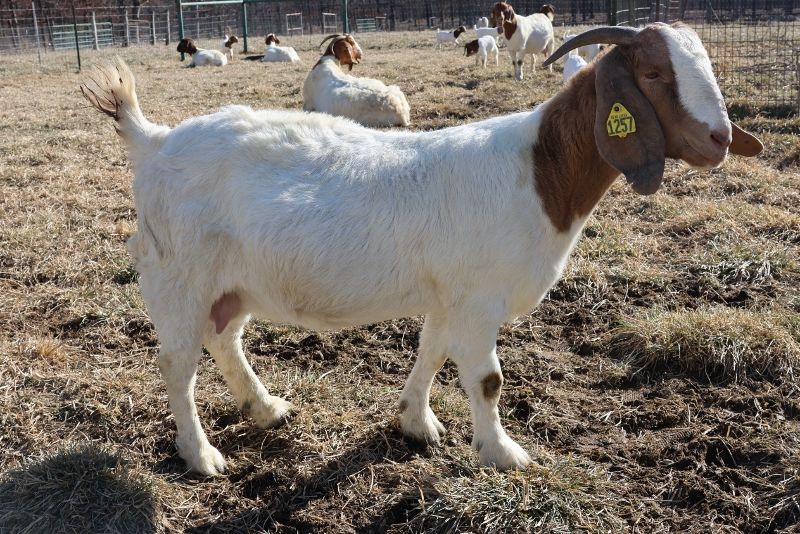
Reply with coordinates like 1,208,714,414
491,2,556,80
303,34,410,127
176,37,227,67
81,23,762,475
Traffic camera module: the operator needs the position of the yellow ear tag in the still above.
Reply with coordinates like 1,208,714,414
606,103,636,138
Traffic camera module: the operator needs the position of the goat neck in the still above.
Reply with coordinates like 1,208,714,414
532,64,617,233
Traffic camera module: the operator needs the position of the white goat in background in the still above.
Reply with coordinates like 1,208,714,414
303,34,410,127
81,23,762,476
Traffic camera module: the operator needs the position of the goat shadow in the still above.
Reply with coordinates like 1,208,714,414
0,445,159,534
189,426,459,533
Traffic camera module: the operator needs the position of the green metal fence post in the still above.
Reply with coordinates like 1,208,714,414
241,1,248,53
343,0,349,33
177,0,185,60
72,5,81,71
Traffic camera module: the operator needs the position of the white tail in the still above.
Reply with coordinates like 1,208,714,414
80,59,167,159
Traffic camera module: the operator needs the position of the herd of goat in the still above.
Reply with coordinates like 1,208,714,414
81,1,763,476
171,2,605,128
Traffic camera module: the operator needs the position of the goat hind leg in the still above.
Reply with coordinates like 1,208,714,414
204,306,292,429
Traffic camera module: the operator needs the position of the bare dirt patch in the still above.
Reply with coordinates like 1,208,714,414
0,31,798,533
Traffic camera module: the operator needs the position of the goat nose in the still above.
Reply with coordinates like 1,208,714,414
710,128,732,149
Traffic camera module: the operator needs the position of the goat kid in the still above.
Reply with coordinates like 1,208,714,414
222,35,239,60
465,36,500,68
176,38,228,67
303,34,410,127
262,33,301,63
81,23,762,475
435,26,467,49
491,2,556,80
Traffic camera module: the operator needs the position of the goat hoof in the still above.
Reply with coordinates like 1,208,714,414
399,407,446,445
182,443,227,476
476,435,531,470
248,395,294,429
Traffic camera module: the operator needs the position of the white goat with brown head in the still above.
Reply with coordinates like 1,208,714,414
303,34,410,127
81,23,761,476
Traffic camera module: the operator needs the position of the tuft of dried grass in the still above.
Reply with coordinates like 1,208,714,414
609,306,800,382
405,454,629,533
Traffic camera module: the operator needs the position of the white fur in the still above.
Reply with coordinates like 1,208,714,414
476,16,490,28
474,35,500,68
500,11,555,80
663,24,728,134
188,48,227,67
562,51,587,82
434,28,464,49
476,26,502,40
563,33,601,62
302,56,410,127
262,43,301,63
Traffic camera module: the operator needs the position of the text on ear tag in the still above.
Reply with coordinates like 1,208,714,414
606,103,636,138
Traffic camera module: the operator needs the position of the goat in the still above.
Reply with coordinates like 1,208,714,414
476,16,490,28
435,26,467,49
562,50,587,82
176,38,227,67
465,36,500,68
222,35,239,61
262,33,301,63
491,2,556,80
564,32,601,62
81,23,763,475
303,34,410,127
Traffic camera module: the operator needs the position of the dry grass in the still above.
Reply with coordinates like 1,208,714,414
0,30,798,533
610,306,800,381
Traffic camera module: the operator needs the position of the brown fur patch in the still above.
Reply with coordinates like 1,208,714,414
491,2,517,40
539,4,556,19
453,26,467,39
265,33,280,46
532,65,618,232
481,372,503,400
224,35,239,48
398,400,409,413
464,39,480,57
176,38,197,55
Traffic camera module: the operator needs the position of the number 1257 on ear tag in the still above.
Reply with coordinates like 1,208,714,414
606,103,636,138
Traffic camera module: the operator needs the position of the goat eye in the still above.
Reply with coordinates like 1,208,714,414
645,71,659,80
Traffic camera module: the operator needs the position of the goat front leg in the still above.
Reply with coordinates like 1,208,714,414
448,305,531,470
204,304,292,429
399,313,448,444
511,51,523,81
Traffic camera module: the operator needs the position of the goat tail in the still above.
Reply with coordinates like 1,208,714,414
80,58,165,155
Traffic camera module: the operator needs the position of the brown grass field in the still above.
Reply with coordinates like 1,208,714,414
0,31,799,533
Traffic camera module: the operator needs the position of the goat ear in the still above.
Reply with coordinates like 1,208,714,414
729,122,763,157
594,48,665,195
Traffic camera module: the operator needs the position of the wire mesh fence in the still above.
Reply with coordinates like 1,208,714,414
1,0,797,113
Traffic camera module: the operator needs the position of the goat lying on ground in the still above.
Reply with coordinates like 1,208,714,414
303,34,410,127
176,38,227,67
491,2,556,80
81,23,762,475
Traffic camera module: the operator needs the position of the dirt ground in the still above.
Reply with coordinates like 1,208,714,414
0,30,798,533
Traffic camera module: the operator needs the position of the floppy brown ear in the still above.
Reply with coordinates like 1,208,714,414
729,122,763,157
594,48,665,195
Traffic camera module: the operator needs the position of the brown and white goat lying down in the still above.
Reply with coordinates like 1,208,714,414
81,24,762,475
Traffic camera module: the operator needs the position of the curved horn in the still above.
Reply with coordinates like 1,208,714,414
543,26,640,67
318,34,345,49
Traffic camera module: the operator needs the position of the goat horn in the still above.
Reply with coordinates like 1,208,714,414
543,26,640,67
318,34,345,49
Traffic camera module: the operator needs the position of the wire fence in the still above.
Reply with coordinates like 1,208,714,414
1,0,798,113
